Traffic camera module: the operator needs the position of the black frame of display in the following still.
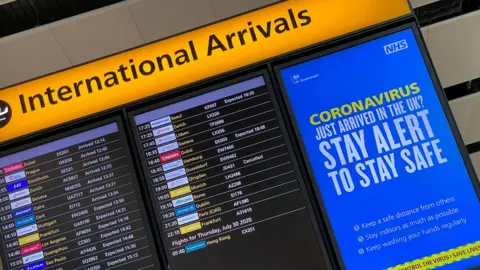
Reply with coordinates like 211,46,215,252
126,70,335,270
272,21,480,269
0,115,163,270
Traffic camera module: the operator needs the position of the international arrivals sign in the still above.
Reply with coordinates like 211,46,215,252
0,0,411,143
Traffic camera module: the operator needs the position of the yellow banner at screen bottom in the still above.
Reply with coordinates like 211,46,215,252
387,241,480,269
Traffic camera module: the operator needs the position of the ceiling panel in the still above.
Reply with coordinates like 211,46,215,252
211,0,280,20
410,0,440,8
49,2,143,65
425,10,480,87
450,94,476,144
0,0,125,38
127,0,215,43
0,25,71,88
469,152,480,178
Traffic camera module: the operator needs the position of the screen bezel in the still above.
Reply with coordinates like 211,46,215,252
0,115,163,270
126,69,334,270
272,22,480,269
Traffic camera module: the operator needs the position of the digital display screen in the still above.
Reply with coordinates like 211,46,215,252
280,28,480,269
132,76,330,270
0,122,161,270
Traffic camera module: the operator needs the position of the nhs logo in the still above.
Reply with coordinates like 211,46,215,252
384,40,408,55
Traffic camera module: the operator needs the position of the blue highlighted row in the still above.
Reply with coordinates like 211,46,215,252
185,241,207,253
175,204,196,216
13,206,33,219
7,180,28,192
15,215,36,228
24,260,46,270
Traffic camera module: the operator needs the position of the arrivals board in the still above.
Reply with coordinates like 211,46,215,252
278,28,480,269
131,76,330,270
0,121,161,270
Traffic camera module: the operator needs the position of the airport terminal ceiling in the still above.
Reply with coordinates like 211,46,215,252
1,0,479,39
0,0,479,39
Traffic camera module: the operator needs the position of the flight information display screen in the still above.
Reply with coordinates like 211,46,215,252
131,76,330,270
279,28,480,269
0,121,161,270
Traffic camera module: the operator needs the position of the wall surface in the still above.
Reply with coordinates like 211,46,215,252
423,11,480,178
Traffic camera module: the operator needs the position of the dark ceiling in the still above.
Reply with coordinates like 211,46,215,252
414,0,480,26
0,0,124,38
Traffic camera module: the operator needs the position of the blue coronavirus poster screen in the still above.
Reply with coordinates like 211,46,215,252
280,28,480,270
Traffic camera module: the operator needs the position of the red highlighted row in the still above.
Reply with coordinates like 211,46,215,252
3,162,24,174
160,150,181,163
21,242,42,256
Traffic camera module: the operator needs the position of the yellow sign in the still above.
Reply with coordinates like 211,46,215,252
180,222,202,235
388,241,480,269
170,186,192,198
0,0,410,143
18,233,40,246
